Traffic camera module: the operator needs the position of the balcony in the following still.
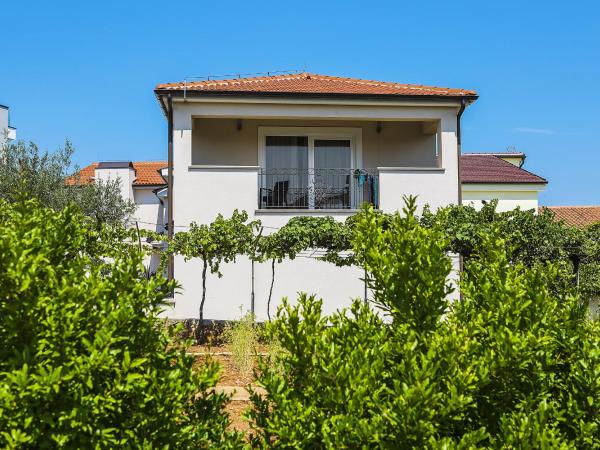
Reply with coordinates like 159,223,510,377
258,168,379,210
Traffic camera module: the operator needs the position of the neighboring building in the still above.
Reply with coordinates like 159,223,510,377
0,104,17,145
74,161,168,233
461,152,547,212
540,206,600,228
77,72,549,321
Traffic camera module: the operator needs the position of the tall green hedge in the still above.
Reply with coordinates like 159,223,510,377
0,201,241,449
249,202,600,448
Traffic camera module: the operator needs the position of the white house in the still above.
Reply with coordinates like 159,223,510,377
461,152,546,212
77,72,547,321
0,104,17,145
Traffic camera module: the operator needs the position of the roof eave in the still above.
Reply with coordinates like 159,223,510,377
154,88,479,103
133,183,167,188
461,180,548,185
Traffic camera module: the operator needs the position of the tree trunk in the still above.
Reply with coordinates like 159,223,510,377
197,257,208,343
267,258,276,321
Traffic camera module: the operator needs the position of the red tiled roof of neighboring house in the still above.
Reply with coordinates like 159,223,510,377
540,206,600,228
460,154,547,184
70,161,167,186
155,72,477,98
73,155,545,187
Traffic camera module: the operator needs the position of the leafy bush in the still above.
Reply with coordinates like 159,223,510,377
0,201,241,448
420,200,582,265
249,202,600,448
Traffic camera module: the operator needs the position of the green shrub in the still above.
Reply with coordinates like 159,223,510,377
248,201,600,448
0,201,242,448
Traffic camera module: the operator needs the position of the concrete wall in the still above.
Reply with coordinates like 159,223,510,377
379,168,455,213
462,184,543,212
166,98,462,320
129,187,166,276
0,107,8,141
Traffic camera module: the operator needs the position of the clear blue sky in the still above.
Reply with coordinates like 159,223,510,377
2,0,598,206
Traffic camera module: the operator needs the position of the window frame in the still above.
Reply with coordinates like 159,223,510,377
258,127,363,209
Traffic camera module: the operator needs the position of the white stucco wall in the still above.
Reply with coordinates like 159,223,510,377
165,98,462,321
0,106,15,145
461,184,544,212
95,166,136,202
133,188,166,232
379,168,454,213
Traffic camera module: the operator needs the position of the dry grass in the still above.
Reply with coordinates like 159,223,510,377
192,344,262,433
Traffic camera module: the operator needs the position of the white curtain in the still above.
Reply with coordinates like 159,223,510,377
265,136,308,206
314,140,351,207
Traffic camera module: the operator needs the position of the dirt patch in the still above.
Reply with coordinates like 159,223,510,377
194,353,257,387
225,400,252,433
187,344,270,355
192,345,265,434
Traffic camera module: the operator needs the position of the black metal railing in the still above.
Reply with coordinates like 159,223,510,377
258,168,379,209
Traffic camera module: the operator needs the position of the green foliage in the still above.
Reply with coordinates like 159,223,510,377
249,200,600,448
0,200,242,449
421,200,600,302
579,222,600,301
257,216,351,319
421,200,582,265
169,210,257,338
224,310,260,377
0,139,135,223
355,197,452,330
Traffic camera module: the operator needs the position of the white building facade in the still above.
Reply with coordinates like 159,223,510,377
79,73,547,321
0,104,17,146
155,73,475,320
461,152,546,212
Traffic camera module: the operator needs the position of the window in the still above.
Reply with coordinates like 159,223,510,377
258,127,363,209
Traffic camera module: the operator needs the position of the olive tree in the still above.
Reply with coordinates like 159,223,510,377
0,139,135,223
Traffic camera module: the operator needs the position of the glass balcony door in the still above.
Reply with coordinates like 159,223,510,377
313,139,352,209
264,136,308,207
261,132,355,209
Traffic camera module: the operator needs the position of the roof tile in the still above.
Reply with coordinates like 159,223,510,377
460,154,546,184
155,72,477,98
541,206,600,228
69,162,166,186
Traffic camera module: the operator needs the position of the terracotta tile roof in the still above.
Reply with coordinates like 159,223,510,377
155,72,477,98
540,206,600,228
70,161,167,186
460,154,547,184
